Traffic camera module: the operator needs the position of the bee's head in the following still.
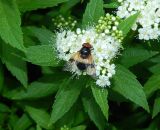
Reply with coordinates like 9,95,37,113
80,43,92,59
82,43,92,49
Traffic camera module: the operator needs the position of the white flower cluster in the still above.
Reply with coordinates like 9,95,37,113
56,28,121,87
117,0,160,40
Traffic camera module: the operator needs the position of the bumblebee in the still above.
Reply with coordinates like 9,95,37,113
64,43,96,77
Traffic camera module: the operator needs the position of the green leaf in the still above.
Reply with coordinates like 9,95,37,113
26,45,58,66
23,27,55,45
17,0,68,12
91,84,109,120
8,113,19,128
0,62,4,92
26,106,53,129
3,75,61,100
49,77,87,125
71,125,86,130
108,88,128,103
112,65,149,112
149,55,160,63
36,125,42,130
145,118,160,130
13,114,33,130
23,31,37,47
55,104,78,128
0,113,7,126
82,94,107,130
82,0,104,27
0,0,25,51
104,2,119,8
120,47,158,68
149,63,160,74
1,43,28,87
60,0,80,15
28,127,36,130
73,110,86,127
0,103,10,113
118,12,139,37
152,96,160,118
144,74,160,98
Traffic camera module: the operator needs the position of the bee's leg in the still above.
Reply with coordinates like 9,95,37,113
71,73,77,79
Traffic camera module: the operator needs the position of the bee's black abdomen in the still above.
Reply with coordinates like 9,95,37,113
77,62,86,70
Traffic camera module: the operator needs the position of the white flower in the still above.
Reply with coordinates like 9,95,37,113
117,0,160,40
55,27,122,87
138,26,160,40
96,75,111,87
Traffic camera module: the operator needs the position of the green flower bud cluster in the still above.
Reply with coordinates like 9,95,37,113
52,15,77,30
95,13,123,42
60,125,70,130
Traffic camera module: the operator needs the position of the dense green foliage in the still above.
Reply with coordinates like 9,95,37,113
0,0,160,130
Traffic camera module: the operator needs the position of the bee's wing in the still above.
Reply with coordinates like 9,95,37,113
86,64,96,78
63,53,78,72
63,60,77,72
85,55,96,78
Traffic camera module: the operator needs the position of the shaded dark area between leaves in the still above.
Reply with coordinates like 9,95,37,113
27,63,42,83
